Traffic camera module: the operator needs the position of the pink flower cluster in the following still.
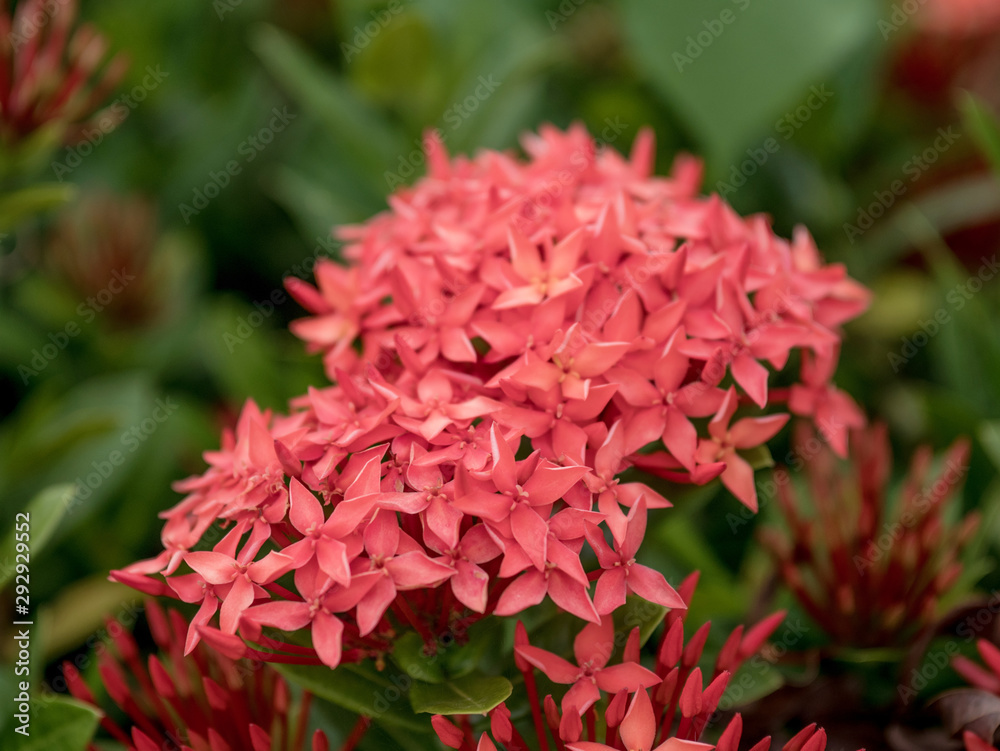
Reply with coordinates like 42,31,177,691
114,124,867,671
288,124,867,508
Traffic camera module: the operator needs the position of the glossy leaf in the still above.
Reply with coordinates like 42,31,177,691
620,0,875,167
274,661,427,731
409,674,512,715
0,484,74,591
7,696,100,751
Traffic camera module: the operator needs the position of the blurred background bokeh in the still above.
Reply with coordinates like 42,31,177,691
2,0,1000,747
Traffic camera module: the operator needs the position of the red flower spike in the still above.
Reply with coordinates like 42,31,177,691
738,611,786,661
624,627,642,665
313,729,331,751
0,0,128,145
659,620,685,670
249,724,271,751
544,694,561,734
131,729,160,751
560,706,583,743
679,668,703,718
514,621,532,673
72,601,331,751
762,424,975,648
606,689,629,729
965,730,999,751
491,704,514,743
783,724,820,751
716,714,743,751
682,623,711,670
714,625,744,674
433,715,464,749
955,638,1000,695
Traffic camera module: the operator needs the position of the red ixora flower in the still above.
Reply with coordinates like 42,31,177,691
0,0,128,145
761,422,976,649
285,124,868,505
112,392,685,670
63,599,330,751
433,573,853,751
113,124,868,672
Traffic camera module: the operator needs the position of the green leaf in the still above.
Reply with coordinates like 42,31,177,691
274,662,427,731
441,617,505,680
0,121,65,180
740,443,775,471
7,696,100,751
249,23,402,188
409,674,512,715
961,92,1000,178
390,632,446,684
620,0,875,168
0,184,76,232
0,484,74,590
719,659,785,709
979,421,1000,473
617,595,668,649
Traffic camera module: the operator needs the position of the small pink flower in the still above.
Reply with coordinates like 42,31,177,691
566,688,713,751
696,388,789,511
586,497,686,614
516,615,660,714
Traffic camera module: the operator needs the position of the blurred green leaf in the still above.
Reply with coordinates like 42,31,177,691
0,122,65,180
250,23,403,192
741,444,774,471
961,92,1000,178
441,617,505,681
0,484,74,591
0,184,76,233
7,696,100,751
274,661,427,730
720,659,785,710
621,0,875,168
902,206,1000,414
613,596,668,661
390,632,446,684
409,674,512,715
